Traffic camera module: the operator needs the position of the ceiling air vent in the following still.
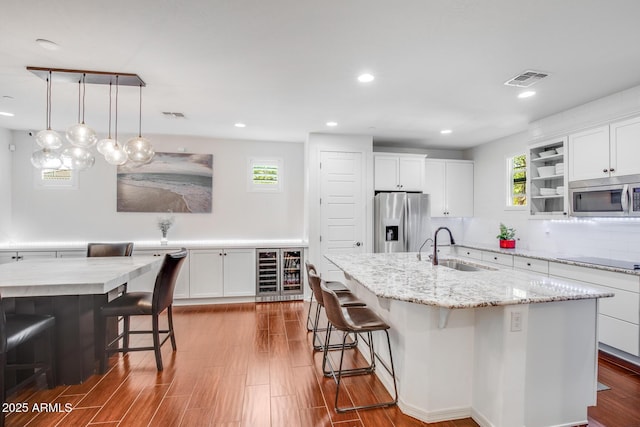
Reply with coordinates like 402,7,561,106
504,70,549,88
162,112,185,118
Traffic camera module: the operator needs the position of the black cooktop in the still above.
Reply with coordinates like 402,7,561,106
559,256,640,270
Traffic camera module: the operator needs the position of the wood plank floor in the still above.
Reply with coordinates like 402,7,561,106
3,301,639,426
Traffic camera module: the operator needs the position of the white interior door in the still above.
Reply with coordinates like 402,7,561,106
320,151,365,282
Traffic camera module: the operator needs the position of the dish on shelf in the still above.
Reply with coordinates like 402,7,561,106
538,149,557,158
555,163,565,174
537,166,556,177
555,146,564,155
556,186,565,195
539,188,557,196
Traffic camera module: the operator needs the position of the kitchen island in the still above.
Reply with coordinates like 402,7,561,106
326,252,613,427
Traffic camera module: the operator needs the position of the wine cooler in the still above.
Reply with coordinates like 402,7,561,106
256,248,304,301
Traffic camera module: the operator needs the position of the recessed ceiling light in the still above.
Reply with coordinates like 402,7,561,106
518,90,536,99
35,38,60,51
234,123,246,128
357,73,375,83
0,112,14,117
326,121,338,127
440,129,452,134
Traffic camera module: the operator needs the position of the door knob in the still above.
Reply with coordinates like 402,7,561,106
355,242,362,247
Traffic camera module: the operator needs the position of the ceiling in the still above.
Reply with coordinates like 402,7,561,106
2,0,640,150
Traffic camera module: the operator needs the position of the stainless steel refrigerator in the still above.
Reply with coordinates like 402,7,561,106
374,192,431,252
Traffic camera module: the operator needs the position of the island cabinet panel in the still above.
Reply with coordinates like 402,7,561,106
481,251,513,268
513,256,549,274
549,261,640,356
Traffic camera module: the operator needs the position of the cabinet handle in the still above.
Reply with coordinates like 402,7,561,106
11,256,17,260
219,252,223,256
466,251,470,255
603,169,609,173
609,168,615,172
527,262,531,266
494,257,498,260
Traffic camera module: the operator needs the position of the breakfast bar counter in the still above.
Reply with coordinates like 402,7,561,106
325,252,613,427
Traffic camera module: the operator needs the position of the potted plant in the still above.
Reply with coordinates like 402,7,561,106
497,223,516,249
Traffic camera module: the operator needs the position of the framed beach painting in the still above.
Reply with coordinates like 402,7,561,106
117,152,213,213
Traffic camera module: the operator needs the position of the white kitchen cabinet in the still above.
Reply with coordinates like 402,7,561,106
549,261,640,356
481,251,513,268
424,159,474,217
189,248,256,298
0,251,56,264
133,249,191,299
568,118,640,182
374,153,425,191
513,256,549,275
529,137,568,218
56,250,86,258
609,115,640,177
568,125,610,181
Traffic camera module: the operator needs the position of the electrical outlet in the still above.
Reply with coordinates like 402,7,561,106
511,311,522,332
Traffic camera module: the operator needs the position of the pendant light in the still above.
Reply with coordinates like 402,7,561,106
66,74,97,148
124,83,154,164
31,72,63,169
96,81,117,156
104,76,129,166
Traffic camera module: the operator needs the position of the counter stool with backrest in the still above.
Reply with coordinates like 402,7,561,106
1,294,55,427
320,282,398,413
308,270,365,351
99,248,187,373
87,242,134,352
304,261,351,331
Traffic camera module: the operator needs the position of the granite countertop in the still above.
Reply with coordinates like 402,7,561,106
325,252,613,309
456,243,640,276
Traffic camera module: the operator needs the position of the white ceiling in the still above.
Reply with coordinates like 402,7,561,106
2,0,640,149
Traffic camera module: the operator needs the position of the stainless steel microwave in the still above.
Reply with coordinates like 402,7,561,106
569,175,640,217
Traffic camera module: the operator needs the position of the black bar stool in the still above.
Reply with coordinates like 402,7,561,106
1,294,56,427
99,249,187,372
320,282,398,413
304,261,350,331
308,270,365,351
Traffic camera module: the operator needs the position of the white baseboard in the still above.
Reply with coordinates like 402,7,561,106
399,399,471,423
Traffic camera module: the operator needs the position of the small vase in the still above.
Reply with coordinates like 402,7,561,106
499,239,515,249
161,231,168,245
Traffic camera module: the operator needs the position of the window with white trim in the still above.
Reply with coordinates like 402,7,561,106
506,153,526,208
33,168,78,189
248,158,283,192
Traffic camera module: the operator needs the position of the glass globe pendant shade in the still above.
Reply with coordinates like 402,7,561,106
66,123,98,148
104,143,129,166
30,148,62,169
61,146,95,171
124,136,154,164
96,137,118,155
35,129,63,150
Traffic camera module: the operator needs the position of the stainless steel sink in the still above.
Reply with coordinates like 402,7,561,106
438,259,497,272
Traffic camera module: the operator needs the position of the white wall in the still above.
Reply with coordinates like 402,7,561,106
9,131,304,242
0,128,12,240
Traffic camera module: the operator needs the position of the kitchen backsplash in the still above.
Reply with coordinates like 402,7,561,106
463,217,640,261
